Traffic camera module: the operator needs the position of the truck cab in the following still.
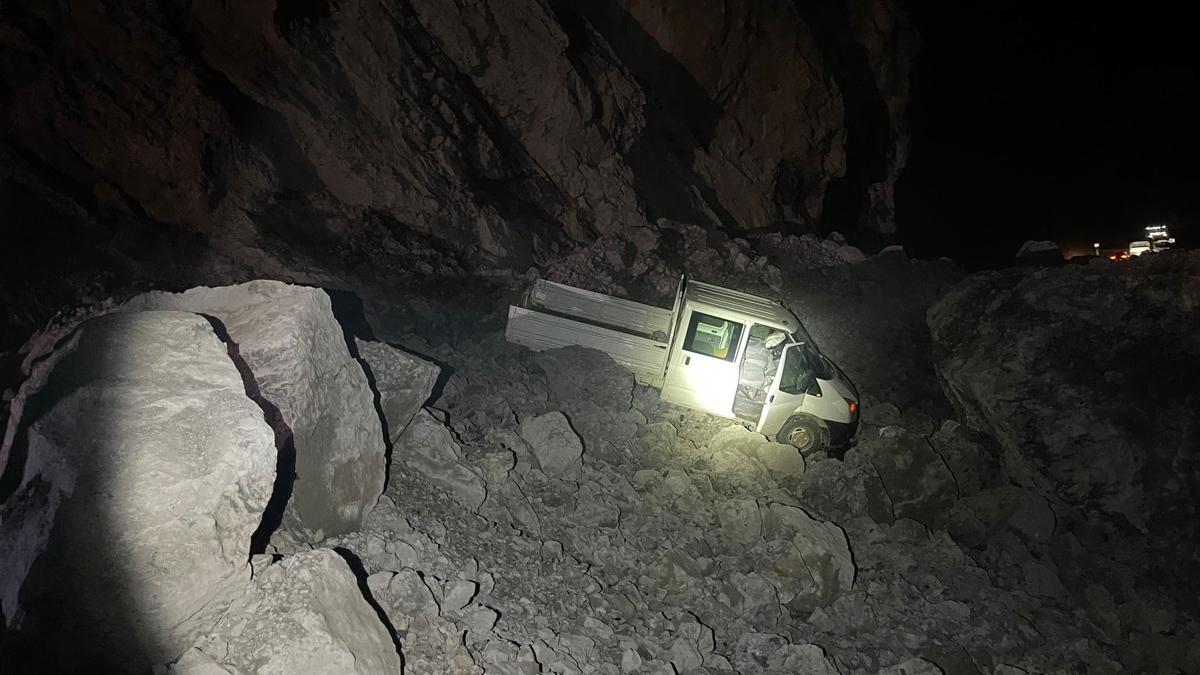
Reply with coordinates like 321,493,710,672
659,281,858,454
506,277,859,455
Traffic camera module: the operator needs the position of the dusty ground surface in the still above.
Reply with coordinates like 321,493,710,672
4,250,1197,673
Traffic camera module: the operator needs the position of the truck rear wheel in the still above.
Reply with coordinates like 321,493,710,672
776,416,828,456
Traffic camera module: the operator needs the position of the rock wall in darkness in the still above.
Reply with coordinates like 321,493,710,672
0,0,916,350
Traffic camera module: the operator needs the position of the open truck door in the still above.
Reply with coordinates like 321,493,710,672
660,274,688,381
756,343,825,454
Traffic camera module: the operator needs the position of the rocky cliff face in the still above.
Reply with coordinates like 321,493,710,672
0,0,915,351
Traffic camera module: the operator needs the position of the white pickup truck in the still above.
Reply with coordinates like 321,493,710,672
506,277,859,455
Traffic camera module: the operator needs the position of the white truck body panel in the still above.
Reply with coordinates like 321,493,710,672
505,277,858,449
661,330,740,415
505,306,669,386
1129,240,1151,256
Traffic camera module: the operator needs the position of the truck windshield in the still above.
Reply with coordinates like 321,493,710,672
778,348,811,395
800,343,831,379
790,327,816,350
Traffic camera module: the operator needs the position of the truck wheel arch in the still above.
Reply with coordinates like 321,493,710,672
775,414,830,456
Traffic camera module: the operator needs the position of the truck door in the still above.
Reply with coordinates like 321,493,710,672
660,309,745,416
756,343,814,437
660,275,688,381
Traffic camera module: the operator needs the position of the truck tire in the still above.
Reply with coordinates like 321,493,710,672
776,415,828,456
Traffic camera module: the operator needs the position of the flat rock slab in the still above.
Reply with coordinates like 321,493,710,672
761,503,856,614
2,311,276,670
853,427,959,528
127,280,386,536
356,338,440,443
519,411,584,480
394,409,487,510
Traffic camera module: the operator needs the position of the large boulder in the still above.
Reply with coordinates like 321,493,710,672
759,503,856,614
849,427,959,528
126,280,386,536
535,347,643,453
172,549,402,674
536,346,634,412
929,253,1200,532
0,311,276,670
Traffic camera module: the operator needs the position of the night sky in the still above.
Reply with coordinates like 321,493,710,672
897,4,1199,268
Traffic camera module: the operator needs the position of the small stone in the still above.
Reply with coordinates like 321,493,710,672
445,579,479,612
621,649,642,673
520,412,585,479
465,606,500,635
669,638,703,672
387,568,440,618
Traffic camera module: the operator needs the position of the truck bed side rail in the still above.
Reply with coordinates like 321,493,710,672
506,306,668,386
525,279,673,340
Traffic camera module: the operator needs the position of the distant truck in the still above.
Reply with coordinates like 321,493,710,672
505,277,860,455
1129,240,1152,256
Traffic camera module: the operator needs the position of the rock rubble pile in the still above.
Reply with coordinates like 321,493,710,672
2,255,1198,673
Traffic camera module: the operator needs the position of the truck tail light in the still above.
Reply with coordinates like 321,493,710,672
849,401,858,415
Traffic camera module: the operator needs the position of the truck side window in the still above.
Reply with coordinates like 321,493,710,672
682,311,744,362
778,348,812,395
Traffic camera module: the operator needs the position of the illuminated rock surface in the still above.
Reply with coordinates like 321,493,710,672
126,280,386,536
394,409,487,512
172,549,402,674
1,257,1197,672
518,411,585,481
355,337,440,445
0,311,275,670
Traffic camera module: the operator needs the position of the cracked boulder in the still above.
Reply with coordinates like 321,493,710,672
849,427,959,528
126,280,386,536
0,311,276,671
173,549,402,674
535,347,643,453
760,503,856,614
794,456,894,525
367,568,488,673
356,338,440,442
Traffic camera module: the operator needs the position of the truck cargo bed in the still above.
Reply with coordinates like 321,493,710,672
525,279,673,340
506,306,668,385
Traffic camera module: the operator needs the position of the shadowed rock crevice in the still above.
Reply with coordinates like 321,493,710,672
200,314,298,557
325,289,397,490
563,0,732,229
793,0,893,239
334,546,406,662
